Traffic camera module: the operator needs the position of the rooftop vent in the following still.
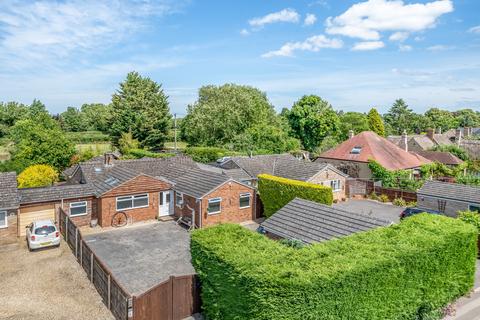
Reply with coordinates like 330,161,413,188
94,167,103,173
350,146,362,154
105,177,120,186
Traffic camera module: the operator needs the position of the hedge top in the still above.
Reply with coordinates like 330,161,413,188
258,173,332,191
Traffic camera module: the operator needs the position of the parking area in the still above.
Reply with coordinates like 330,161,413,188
83,221,195,295
0,241,113,320
333,199,404,223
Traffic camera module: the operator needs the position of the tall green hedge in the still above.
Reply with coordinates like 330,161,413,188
191,214,477,320
258,173,333,217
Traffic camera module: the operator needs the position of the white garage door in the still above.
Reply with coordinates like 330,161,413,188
19,204,56,236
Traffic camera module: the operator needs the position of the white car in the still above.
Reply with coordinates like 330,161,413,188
26,220,61,251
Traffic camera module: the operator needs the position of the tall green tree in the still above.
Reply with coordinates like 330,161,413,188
454,109,480,128
383,99,415,135
60,107,88,132
286,95,339,152
110,72,171,149
180,84,278,147
0,101,28,137
367,108,385,136
424,108,456,132
338,112,370,141
81,103,112,132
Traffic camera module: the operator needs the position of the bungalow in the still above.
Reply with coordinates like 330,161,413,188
260,198,390,244
209,154,349,202
417,180,480,217
0,172,19,245
316,131,431,179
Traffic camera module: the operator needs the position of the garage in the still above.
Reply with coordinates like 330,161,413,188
19,204,56,236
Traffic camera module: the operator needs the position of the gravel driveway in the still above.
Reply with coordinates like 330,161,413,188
333,199,404,223
0,240,113,320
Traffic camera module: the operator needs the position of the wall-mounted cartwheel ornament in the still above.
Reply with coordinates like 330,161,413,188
111,211,128,227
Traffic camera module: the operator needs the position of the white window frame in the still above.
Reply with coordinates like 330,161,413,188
207,197,222,215
116,194,149,211
175,192,184,207
0,211,7,229
330,179,342,192
239,193,251,209
69,201,88,217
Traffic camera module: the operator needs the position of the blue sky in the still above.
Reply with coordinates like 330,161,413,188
0,0,479,116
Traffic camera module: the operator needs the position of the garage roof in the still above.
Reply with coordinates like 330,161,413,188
19,184,95,204
0,172,19,209
418,180,480,205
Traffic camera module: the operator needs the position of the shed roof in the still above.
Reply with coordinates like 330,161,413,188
260,198,390,244
19,184,95,204
418,180,480,205
0,172,19,209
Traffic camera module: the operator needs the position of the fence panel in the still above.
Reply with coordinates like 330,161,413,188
134,280,172,320
110,278,130,320
93,258,109,304
172,275,201,319
81,241,92,278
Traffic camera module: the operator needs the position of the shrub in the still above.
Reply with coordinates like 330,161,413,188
191,215,477,320
65,131,110,143
379,194,390,203
458,210,480,234
392,198,406,207
184,146,242,163
258,174,333,217
368,192,380,201
121,149,175,159
406,201,417,207
17,164,58,188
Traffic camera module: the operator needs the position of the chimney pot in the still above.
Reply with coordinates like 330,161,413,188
348,130,354,139
426,128,434,140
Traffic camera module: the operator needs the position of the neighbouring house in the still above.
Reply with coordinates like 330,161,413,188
259,198,390,244
0,172,19,245
387,128,455,153
316,131,431,179
413,150,463,167
207,154,349,202
417,180,480,217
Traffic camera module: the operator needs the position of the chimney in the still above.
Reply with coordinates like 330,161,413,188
455,128,462,146
104,153,115,167
426,128,434,140
348,130,354,139
401,130,408,152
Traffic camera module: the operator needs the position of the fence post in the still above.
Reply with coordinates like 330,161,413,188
170,276,174,320
107,274,111,310
90,253,94,283
80,240,83,266
75,228,78,258
65,217,68,242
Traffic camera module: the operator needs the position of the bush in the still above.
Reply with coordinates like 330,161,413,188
184,146,242,163
121,149,175,159
65,131,110,143
458,210,480,234
191,215,477,320
17,164,58,188
406,201,417,207
258,174,333,217
392,198,406,207
368,192,380,201
379,194,390,203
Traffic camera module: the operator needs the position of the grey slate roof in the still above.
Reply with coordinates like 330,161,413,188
261,198,390,244
19,184,95,204
418,180,480,205
0,172,19,209
172,168,230,198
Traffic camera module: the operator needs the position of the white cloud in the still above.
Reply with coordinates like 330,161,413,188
469,26,480,34
389,31,409,42
325,0,454,40
351,41,385,51
262,35,343,58
399,44,412,51
240,29,250,36
249,8,300,28
427,45,454,51
304,13,317,26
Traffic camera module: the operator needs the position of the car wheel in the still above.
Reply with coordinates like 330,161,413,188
27,243,33,252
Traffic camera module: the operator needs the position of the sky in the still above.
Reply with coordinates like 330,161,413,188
0,0,479,116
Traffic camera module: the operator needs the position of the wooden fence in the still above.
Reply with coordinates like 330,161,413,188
133,275,201,320
346,179,417,203
59,209,132,320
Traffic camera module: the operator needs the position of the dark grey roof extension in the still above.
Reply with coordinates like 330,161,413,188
19,184,95,204
261,198,390,244
0,172,19,209
418,180,480,205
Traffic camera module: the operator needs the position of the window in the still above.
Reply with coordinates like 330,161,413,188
469,205,480,213
350,146,362,154
175,192,183,207
437,199,447,213
0,211,7,228
239,193,251,208
207,198,222,214
70,201,87,217
330,180,341,192
34,225,56,235
116,194,149,211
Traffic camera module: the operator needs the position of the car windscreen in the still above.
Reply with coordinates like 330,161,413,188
34,225,56,235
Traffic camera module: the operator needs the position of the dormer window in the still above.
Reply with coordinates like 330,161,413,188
350,146,362,154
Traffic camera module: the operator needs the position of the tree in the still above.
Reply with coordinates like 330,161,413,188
60,107,87,132
9,119,76,171
286,95,339,152
454,109,480,128
383,99,415,135
367,108,385,136
180,84,278,147
81,103,112,132
337,112,369,141
0,101,28,137
118,130,140,154
424,108,456,132
17,164,58,188
110,72,171,149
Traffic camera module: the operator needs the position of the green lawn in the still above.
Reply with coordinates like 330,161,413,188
75,143,113,154
0,140,11,161
164,141,187,150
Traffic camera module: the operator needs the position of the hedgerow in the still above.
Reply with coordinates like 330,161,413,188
191,214,477,320
258,174,333,217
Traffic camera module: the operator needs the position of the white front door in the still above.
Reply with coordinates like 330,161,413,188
159,191,171,217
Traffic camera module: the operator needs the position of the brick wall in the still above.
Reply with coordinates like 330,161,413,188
0,209,18,245
174,193,201,228
308,168,347,202
201,182,255,227
60,197,96,227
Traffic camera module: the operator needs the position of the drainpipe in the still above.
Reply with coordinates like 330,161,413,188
198,199,202,229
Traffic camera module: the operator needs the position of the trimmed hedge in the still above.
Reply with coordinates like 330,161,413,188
191,215,477,320
258,174,333,217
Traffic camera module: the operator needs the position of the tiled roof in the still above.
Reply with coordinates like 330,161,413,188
319,131,431,170
432,134,453,146
172,169,230,198
413,151,463,165
261,198,390,244
0,172,19,209
418,180,480,205
411,136,436,150
89,166,140,196
19,184,95,204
